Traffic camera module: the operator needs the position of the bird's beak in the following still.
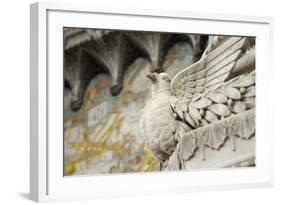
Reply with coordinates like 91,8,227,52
146,73,157,84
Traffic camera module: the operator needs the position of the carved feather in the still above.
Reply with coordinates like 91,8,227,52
205,110,218,122
205,37,242,64
206,61,236,83
231,75,255,88
196,78,206,86
207,93,228,103
184,81,196,88
175,105,185,119
206,51,241,77
185,87,196,94
204,82,224,93
208,104,231,117
183,92,193,99
189,106,202,125
177,102,188,112
184,112,197,128
244,86,255,97
185,74,196,81
190,98,212,109
231,101,246,113
206,38,246,70
221,87,241,100
196,69,206,79
205,73,229,89
195,86,204,93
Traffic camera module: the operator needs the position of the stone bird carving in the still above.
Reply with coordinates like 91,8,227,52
138,36,256,170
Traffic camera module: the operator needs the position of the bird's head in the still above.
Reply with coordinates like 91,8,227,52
146,72,171,95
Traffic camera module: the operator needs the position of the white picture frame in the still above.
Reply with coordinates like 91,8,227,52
30,1,274,202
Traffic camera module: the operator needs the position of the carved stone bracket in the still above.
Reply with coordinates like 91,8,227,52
164,109,255,171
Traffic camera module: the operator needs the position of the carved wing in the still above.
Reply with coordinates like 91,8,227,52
166,36,256,169
171,36,253,100
170,36,255,128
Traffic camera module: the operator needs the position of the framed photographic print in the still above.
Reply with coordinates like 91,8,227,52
30,2,274,202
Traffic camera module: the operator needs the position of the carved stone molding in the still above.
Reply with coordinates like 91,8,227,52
64,29,207,112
